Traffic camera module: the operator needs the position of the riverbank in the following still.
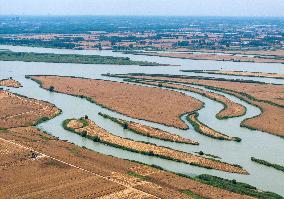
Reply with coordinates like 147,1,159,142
128,51,284,64
109,74,284,138
181,70,284,80
187,113,241,142
0,50,165,66
63,118,248,174
0,90,60,129
0,78,22,88
28,75,204,129
123,78,246,120
98,112,198,145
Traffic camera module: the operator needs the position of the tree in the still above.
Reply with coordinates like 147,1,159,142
48,86,55,92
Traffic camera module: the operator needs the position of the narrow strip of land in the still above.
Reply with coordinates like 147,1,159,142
126,79,246,119
181,70,284,79
63,118,248,174
99,112,198,144
110,74,284,138
251,157,284,173
29,75,204,129
0,50,164,66
0,78,22,88
187,113,241,142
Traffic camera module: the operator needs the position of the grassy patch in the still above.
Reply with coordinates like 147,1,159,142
127,171,149,180
180,190,206,199
38,134,50,141
0,50,162,66
43,159,66,168
251,157,284,173
0,127,7,131
67,147,81,157
195,174,283,199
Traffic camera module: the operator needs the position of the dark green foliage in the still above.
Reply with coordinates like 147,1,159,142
0,50,162,66
81,131,87,137
48,86,55,92
127,171,149,180
180,190,205,199
251,157,284,173
196,174,283,199
123,122,128,129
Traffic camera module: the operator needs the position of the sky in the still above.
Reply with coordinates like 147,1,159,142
1,0,284,17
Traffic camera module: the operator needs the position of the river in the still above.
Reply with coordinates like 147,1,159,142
0,45,284,196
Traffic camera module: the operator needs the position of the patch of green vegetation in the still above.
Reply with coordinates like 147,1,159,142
38,134,50,141
68,147,81,157
196,174,283,199
251,157,284,173
180,190,206,199
127,171,149,180
0,50,162,66
78,118,89,128
98,112,196,144
187,113,241,142
34,117,50,125
44,159,66,168
0,127,7,131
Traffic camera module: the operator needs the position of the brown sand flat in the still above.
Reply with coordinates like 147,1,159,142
187,113,239,141
0,127,254,199
0,79,22,88
0,90,60,128
184,70,284,79
143,52,284,64
65,118,248,174
30,75,204,129
122,75,284,137
99,112,198,144
134,80,246,119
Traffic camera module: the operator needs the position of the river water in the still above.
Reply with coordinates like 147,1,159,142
0,45,284,196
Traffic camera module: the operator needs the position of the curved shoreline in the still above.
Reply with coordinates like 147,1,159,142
122,78,247,120
27,75,204,130
0,78,22,88
181,70,284,80
98,112,199,145
0,90,61,129
108,73,284,138
63,118,248,174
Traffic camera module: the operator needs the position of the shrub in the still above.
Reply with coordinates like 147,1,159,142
123,122,128,129
48,86,55,92
81,131,87,137
92,136,100,142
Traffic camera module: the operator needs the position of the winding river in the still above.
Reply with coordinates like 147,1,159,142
0,45,284,196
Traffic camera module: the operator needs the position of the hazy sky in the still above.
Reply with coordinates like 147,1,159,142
1,0,284,17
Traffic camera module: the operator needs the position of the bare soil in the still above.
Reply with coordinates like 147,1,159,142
30,75,204,129
0,79,22,88
0,127,253,199
0,90,60,128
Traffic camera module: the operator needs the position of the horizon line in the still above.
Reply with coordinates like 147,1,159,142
1,14,284,18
